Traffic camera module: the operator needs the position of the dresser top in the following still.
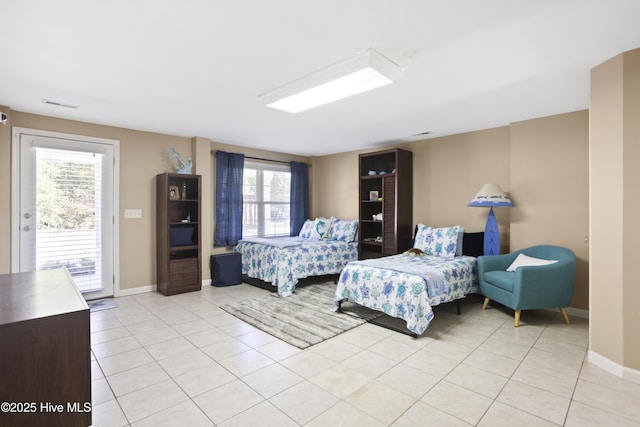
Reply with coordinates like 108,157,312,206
0,269,89,326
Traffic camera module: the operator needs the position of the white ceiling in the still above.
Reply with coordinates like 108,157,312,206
2,0,639,156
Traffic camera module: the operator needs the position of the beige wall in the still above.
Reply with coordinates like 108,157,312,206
312,113,589,310
310,142,405,220
0,111,307,293
4,111,195,291
622,50,640,373
310,151,361,220
311,127,511,239
510,111,590,309
406,128,511,242
590,48,640,372
0,107,590,310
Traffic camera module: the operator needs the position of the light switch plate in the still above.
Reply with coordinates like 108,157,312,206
124,209,142,219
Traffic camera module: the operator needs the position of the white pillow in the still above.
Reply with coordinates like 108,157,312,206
506,253,558,272
309,217,332,240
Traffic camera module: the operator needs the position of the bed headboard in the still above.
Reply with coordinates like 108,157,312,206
462,232,484,257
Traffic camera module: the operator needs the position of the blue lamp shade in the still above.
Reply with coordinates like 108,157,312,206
468,184,513,255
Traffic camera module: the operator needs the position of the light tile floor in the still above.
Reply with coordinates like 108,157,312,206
89,283,640,426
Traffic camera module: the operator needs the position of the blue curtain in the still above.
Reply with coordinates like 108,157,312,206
289,161,309,236
214,151,244,246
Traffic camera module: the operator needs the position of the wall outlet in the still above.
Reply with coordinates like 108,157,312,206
124,209,142,219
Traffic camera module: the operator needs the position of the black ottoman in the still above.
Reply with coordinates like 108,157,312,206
210,253,242,286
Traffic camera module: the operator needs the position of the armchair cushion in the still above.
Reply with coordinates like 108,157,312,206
483,271,516,292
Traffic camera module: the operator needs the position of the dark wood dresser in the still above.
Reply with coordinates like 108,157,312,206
0,268,91,427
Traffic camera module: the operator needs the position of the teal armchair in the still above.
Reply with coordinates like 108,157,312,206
477,245,576,327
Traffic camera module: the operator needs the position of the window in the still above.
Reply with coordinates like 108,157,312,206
30,145,108,294
242,161,291,238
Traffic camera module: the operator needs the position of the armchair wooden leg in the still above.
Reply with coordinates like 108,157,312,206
482,297,490,310
514,310,521,327
559,307,570,324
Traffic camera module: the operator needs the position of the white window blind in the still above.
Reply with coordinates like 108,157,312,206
35,147,103,292
242,161,291,238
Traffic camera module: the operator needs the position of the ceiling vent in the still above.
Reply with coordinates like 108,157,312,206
42,99,79,109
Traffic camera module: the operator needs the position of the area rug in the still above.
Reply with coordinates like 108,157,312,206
221,281,380,349
88,298,118,312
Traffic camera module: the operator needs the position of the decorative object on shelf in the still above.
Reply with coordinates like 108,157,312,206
368,170,376,175
181,181,187,200
373,213,383,221
369,191,379,201
468,183,513,256
169,185,180,200
169,147,193,174
379,170,386,174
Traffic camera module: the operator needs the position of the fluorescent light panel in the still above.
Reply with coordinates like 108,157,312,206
259,49,404,113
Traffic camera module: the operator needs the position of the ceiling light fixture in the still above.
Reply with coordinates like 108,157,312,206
259,48,404,114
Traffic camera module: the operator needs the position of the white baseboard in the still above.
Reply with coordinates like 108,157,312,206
588,350,640,384
544,306,589,319
115,280,210,298
625,365,640,384
114,284,156,297
566,306,589,319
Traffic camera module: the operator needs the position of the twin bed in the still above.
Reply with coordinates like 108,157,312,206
335,225,482,335
235,221,482,335
234,218,358,297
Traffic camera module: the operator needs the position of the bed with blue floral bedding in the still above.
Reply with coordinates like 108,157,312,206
335,225,480,335
234,218,359,297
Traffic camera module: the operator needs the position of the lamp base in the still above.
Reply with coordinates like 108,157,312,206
484,206,500,255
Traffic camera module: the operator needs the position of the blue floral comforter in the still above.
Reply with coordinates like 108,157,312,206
234,237,358,297
335,254,478,335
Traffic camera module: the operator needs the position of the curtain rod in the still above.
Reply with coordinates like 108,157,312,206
211,150,309,166
246,155,291,165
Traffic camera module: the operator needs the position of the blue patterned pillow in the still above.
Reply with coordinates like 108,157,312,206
328,219,358,242
309,217,332,240
298,219,315,239
414,224,460,259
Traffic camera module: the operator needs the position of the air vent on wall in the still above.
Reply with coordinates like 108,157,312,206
42,99,79,109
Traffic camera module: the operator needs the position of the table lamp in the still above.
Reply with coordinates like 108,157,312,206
468,184,513,255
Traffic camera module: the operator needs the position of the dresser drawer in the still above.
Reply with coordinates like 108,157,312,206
169,258,199,287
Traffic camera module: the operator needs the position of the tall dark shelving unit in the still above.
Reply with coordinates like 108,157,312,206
156,173,202,295
358,148,413,259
